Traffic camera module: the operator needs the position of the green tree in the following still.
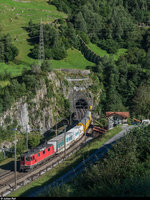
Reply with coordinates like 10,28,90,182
28,132,41,149
74,11,87,33
133,84,150,119
41,60,51,72
144,48,150,69
0,34,18,62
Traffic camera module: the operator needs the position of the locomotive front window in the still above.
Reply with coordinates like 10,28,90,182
43,151,45,154
26,156,32,161
48,148,50,151
37,153,40,157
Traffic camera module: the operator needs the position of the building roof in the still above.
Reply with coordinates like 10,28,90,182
106,112,130,118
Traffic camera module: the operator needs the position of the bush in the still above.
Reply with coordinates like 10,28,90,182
52,47,67,60
99,39,119,54
28,132,42,149
41,61,51,72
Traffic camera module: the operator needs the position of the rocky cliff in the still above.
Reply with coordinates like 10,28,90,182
0,70,102,136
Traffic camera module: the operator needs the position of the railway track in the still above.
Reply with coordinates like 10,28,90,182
0,132,91,197
0,171,15,185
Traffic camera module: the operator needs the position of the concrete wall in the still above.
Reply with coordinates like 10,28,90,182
108,114,128,129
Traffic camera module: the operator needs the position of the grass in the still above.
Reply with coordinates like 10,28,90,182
0,0,127,77
87,42,127,61
88,42,109,58
0,0,67,71
50,48,95,70
0,80,10,88
9,125,123,197
0,62,30,77
113,48,128,61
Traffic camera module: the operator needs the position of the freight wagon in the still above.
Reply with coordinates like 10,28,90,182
20,110,92,172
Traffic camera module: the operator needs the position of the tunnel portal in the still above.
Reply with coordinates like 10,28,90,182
75,99,88,110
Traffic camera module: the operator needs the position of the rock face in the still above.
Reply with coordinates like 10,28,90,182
19,103,30,132
0,70,101,135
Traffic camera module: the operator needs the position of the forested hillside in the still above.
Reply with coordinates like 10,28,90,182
0,0,150,121
0,0,150,196
48,0,150,119
0,0,150,120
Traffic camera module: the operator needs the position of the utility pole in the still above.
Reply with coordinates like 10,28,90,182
70,113,72,126
12,128,17,189
26,125,28,151
56,116,58,137
38,18,45,68
64,125,66,159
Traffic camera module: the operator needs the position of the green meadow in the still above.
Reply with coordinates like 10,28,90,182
0,62,30,77
0,0,127,78
88,42,127,61
50,48,95,70
0,0,67,65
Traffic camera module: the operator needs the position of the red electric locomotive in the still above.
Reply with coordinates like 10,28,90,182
20,143,55,172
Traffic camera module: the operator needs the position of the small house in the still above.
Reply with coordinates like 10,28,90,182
106,112,130,130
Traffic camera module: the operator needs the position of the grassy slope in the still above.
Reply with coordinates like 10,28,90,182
0,0,128,77
0,0,127,78
88,42,127,61
0,0,67,75
51,48,95,70
0,0,95,76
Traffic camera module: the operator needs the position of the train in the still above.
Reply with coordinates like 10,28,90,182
20,109,92,172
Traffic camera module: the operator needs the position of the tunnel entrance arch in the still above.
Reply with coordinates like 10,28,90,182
70,91,93,121
75,99,88,110
68,82,93,123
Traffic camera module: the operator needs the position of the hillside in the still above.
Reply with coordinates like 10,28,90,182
0,0,96,76
0,0,150,197
0,0,66,63
0,0,150,123
0,0,67,75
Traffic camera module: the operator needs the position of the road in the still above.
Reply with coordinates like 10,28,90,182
105,125,135,145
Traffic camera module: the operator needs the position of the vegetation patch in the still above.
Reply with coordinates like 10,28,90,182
0,63,30,77
0,80,10,88
87,43,127,61
50,49,95,70
0,0,67,69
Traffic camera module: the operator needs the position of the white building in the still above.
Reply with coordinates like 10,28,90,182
106,112,130,130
